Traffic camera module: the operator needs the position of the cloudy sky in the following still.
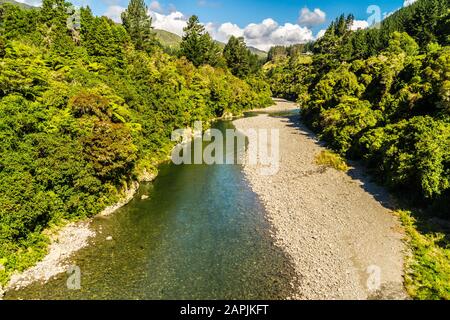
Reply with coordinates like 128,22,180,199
16,0,417,51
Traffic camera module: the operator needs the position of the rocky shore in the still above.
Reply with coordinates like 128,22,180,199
6,222,95,292
233,99,408,300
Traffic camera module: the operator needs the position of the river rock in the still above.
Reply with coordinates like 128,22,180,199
139,169,157,182
106,236,113,241
141,195,149,200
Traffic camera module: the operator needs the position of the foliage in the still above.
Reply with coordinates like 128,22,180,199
223,36,260,78
397,210,450,300
264,0,450,299
179,15,223,68
315,150,349,172
121,0,159,52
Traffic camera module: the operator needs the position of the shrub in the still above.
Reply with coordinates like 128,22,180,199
315,150,350,172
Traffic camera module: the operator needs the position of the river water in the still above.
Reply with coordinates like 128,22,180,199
7,120,296,300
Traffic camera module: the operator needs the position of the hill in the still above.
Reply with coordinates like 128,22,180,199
0,0,34,9
248,46,267,58
154,29,182,48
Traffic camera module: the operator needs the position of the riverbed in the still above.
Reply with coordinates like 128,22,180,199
5,120,296,300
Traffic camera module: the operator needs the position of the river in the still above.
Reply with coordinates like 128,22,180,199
6,120,296,300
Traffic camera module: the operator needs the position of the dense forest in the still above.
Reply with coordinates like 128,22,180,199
0,0,272,284
266,0,450,214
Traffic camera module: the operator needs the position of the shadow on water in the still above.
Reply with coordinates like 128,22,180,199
6,121,297,300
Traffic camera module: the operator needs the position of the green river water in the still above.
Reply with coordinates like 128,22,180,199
7,119,296,300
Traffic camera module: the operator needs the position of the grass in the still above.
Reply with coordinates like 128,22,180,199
396,210,450,300
315,150,350,172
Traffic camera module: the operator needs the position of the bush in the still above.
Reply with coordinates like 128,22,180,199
315,150,349,172
397,210,450,300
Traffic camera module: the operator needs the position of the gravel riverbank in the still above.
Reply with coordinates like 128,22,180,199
3,181,141,296
233,99,408,300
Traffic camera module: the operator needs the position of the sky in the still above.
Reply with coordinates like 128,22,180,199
16,0,418,51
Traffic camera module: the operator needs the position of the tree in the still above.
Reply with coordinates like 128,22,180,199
179,15,220,67
0,36,6,58
223,36,252,78
121,0,158,52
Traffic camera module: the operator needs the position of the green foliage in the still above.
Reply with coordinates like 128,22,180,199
179,15,223,68
320,97,381,154
358,117,450,199
397,210,450,300
0,0,273,285
264,52,313,101
121,0,159,52
223,36,260,78
263,2,450,298
315,150,349,172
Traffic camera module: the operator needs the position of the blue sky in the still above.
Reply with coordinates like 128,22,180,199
18,0,414,50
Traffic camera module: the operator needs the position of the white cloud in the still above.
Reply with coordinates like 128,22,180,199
103,5,320,51
205,22,244,42
211,18,314,51
149,1,163,13
350,20,369,31
104,5,126,23
298,8,326,27
269,23,313,44
219,22,244,38
244,18,279,39
149,11,188,36
316,29,326,39
404,0,418,7
145,8,316,51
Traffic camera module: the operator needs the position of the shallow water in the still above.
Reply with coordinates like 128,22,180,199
6,120,295,300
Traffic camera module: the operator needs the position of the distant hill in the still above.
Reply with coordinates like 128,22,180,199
0,0,34,9
248,46,267,59
154,29,182,48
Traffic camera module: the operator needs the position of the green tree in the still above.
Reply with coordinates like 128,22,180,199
407,0,444,46
179,15,220,67
0,36,6,58
121,0,158,52
223,36,252,77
